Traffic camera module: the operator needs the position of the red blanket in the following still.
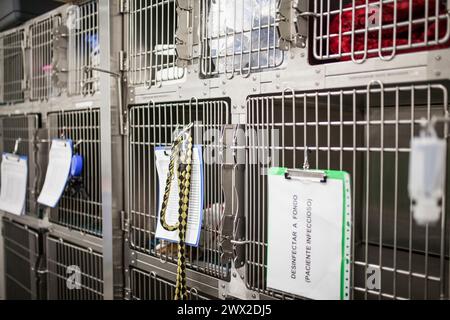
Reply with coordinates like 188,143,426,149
329,0,450,60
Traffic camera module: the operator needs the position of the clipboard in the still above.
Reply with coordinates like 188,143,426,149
154,145,204,247
0,153,28,216
266,167,352,300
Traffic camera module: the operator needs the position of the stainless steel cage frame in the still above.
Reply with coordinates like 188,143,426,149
200,0,284,78
0,29,26,104
311,0,450,64
126,0,186,88
30,15,62,101
47,108,103,237
0,114,43,217
68,0,100,96
126,98,231,282
2,218,46,300
46,235,103,300
244,81,450,300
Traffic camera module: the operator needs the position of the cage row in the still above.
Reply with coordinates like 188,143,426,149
0,0,99,104
2,78,448,299
1,217,218,300
1,0,449,105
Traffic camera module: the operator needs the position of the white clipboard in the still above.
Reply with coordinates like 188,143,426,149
0,153,28,216
266,167,352,300
37,139,73,208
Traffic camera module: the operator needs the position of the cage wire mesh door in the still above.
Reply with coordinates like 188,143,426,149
127,0,185,88
245,82,450,300
312,0,450,63
47,109,102,237
30,15,62,100
3,219,45,300
129,267,214,300
0,29,25,104
200,0,284,78
68,0,100,96
46,236,103,300
127,99,231,282
0,115,41,217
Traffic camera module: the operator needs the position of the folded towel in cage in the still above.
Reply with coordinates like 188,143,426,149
329,0,450,60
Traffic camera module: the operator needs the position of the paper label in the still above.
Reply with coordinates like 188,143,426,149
267,168,351,300
0,154,28,216
154,145,204,247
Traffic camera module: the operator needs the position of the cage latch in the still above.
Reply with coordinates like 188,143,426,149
175,0,194,67
277,0,314,50
121,210,129,233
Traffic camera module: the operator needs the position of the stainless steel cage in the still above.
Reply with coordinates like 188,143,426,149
47,109,102,236
30,15,62,101
200,0,284,78
0,115,42,217
245,81,450,300
127,99,231,280
46,236,103,300
127,0,185,87
2,219,46,300
0,29,25,104
129,267,213,300
312,0,450,63
68,1,100,96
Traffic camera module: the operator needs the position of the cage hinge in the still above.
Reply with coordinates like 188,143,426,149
119,50,128,72
121,210,129,233
124,287,131,299
119,0,129,14
219,125,246,269
175,0,194,67
277,0,312,50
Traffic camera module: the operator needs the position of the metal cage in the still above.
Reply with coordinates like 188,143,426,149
68,0,100,96
312,0,450,63
127,99,231,280
0,29,25,104
129,267,213,300
47,109,102,236
245,81,450,300
200,0,284,78
30,15,62,101
46,236,103,300
2,219,46,300
0,114,42,217
127,0,185,87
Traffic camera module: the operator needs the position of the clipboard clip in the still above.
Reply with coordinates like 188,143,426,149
284,169,327,183
5,138,23,162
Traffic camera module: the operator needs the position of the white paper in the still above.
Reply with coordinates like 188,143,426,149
267,169,351,300
155,146,203,247
37,139,73,208
0,154,28,216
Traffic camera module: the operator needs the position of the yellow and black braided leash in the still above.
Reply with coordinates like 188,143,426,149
159,128,193,300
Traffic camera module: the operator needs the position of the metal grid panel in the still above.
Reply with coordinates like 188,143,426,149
68,1,99,95
246,82,450,300
200,0,283,77
46,236,103,300
127,0,185,87
47,109,102,236
0,30,25,103
0,115,40,216
127,99,230,279
129,267,213,300
30,16,61,101
2,219,42,300
312,0,450,63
